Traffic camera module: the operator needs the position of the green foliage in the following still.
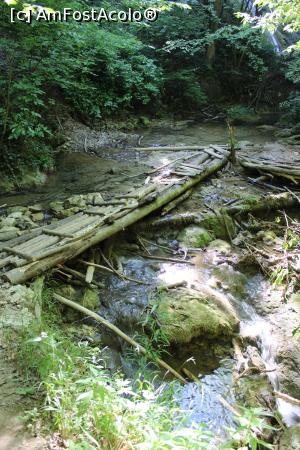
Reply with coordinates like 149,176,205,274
16,290,215,449
226,104,255,121
224,406,275,449
280,92,300,124
0,0,286,182
0,0,161,178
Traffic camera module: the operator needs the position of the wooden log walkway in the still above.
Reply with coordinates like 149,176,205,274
0,145,230,284
238,152,300,184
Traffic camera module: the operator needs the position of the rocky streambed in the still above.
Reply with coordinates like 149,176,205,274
0,121,300,448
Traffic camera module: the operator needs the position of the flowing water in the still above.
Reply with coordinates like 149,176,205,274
0,122,275,208
2,121,297,436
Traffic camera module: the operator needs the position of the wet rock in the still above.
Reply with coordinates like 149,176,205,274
7,206,28,214
237,376,274,410
201,214,236,240
152,287,239,344
246,345,266,371
210,265,247,297
64,194,86,209
56,207,80,219
257,230,280,245
29,204,44,213
290,293,300,316
31,212,44,222
16,215,38,230
275,128,292,138
0,217,17,228
101,347,122,372
207,239,233,255
86,192,104,205
49,200,65,215
0,226,19,241
178,225,213,248
278,426,300,449
82,288,99,311
0,285,36,330
7,211,24,220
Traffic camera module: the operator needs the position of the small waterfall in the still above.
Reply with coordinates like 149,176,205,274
240,297,300,427
242,0,282,53
266,31,282,53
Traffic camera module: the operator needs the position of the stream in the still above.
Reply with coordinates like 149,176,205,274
1,121,299,440
93,231,300,436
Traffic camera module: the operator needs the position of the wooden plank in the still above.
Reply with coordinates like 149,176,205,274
42,229,74,239
180,163,203,170
202,148,223,159
116,185,157,200
0,214,84,253
0,256,14,269
4,154,228,284
210,144,230,156
85,254,95,284
2,246,34,261
131,145,206,152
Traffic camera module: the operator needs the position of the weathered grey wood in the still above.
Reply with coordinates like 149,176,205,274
117,185,157,200
2,246,34,261
85,254,95,284
202,148,224,159
132,145,206,152
42,229,74,239
239,158,300,177
58,265,104,288
161,189,192,216
18,236,58,255
210,144,230,156
5,155,227,284
0,213,84,252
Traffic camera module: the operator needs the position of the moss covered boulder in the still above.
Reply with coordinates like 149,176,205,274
153,287,239,344
201,214,236,240
82,288,99,311
178,226,213,248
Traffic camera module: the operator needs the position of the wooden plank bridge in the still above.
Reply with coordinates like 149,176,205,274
0,144,230,285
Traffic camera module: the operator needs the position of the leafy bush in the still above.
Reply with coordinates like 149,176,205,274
15,287,276,449
164,70,207,111
280,92,300,124
225,104,255,122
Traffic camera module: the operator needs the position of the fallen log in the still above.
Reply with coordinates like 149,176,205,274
53,293,187,384
5,156,226,284
161,189,192,216
131,145,207,152
274,390,300,407
135,192,299,231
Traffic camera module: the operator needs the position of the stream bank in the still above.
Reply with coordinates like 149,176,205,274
0,121,300,448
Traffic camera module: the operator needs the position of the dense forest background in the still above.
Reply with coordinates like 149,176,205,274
0,0,299,180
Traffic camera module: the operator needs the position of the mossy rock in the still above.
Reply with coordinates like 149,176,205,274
278,427,300,450
82,288,99,311
207,239,233,255
152,288,239,344
201,214,236,240
178,225,213,248
49,201,64,214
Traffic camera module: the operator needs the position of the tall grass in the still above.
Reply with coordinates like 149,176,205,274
15,291,213,449
15,288,276,449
